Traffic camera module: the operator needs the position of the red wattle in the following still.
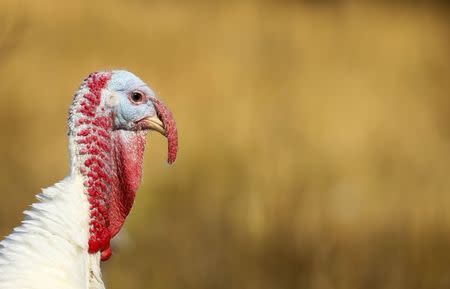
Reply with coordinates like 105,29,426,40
108,130,147,238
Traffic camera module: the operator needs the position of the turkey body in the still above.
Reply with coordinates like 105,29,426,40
0,70,178,289
0,174,103,289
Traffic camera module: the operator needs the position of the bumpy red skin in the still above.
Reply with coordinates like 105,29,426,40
77,74,113,257
74,72,177,261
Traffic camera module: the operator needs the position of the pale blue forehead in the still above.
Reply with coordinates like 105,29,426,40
107,70,155,95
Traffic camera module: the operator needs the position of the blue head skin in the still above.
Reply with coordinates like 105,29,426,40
105,70,164,133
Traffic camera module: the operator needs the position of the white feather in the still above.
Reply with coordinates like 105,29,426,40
0,174,104,289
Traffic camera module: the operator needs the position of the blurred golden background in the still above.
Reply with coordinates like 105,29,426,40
0,0,449,288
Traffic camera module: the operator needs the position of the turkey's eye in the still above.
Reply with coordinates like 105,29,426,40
130,91,144,104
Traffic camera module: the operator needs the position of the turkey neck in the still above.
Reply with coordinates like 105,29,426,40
68,72,147,260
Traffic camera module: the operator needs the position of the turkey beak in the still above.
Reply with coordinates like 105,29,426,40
142,115,166,136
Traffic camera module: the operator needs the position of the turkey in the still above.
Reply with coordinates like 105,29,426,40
0,70,178,289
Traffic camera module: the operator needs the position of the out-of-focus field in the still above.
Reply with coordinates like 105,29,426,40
0,0,449,288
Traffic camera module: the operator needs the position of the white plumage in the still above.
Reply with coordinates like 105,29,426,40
0,176,104,289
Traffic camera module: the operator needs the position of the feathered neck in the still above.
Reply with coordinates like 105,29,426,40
68,72,147,261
